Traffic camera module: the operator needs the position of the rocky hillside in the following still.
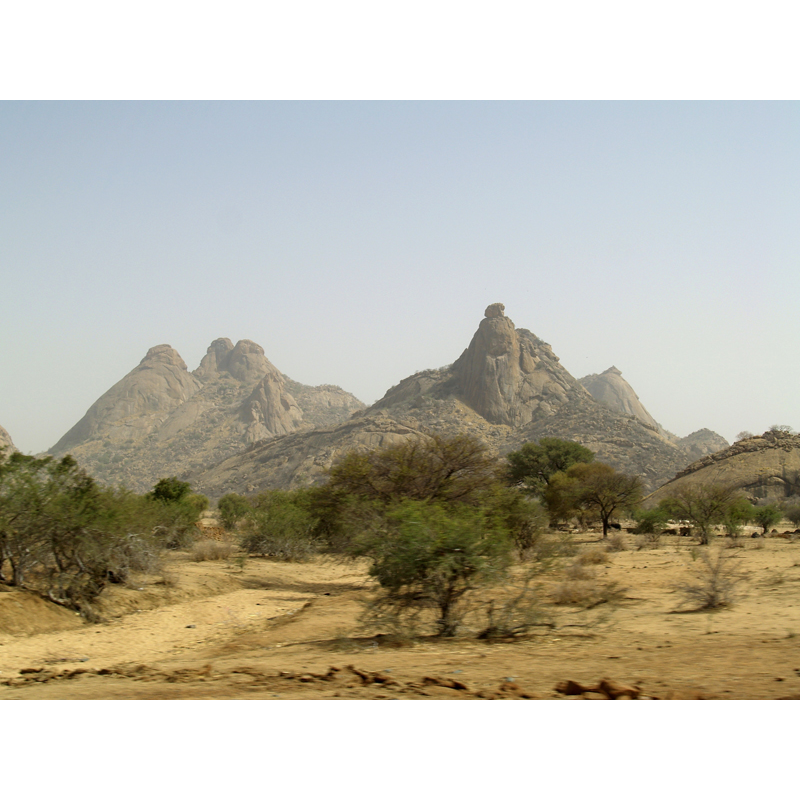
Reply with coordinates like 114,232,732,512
0,424,15,452
192,303,714,498
578,366,729,459
675,428,730,462
48,338,364,492
579,366,663,431
646,429,800,504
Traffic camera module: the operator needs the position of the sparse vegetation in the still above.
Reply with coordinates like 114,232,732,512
674,547,747,610
605,533,628,552
632,507,670,548
658,482,748,546
192,540,235,562
782,501,800,528
0,448,176,617
574,547,610,565
217,492,252,530
722,496,754,540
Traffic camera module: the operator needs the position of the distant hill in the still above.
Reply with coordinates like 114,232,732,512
0,424,15,452
192,303,719,498
646,429,800,504
48,338,364,492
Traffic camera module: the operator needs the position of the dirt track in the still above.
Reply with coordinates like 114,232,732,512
3,532,800,699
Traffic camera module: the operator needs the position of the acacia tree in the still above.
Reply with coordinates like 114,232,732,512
658,482,747,545
544,462,643,537
752,504,783,536
352,500,512,637
327,434,500,506
506,438,595,496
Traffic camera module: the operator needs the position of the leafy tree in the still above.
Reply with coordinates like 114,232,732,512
752,504,783,536
148,476,193,504
479,483,551,558
658,482,747,546
238,490,318,561
217,493,253,530
568,463,642,537
543,462,642,537
352,500,512,637
327,434,499,506
0,449,162,615
721,496,753,539
782,501,800,527
506,438,595,496
146,477,205,549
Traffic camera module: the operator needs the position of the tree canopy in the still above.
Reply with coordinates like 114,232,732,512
543,461,643,537
327,434,500,506
657,482,747,545
506,438,595,496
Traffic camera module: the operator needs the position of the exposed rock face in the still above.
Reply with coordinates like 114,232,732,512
647,430,800,503
194,414,426,497
675,428,730,462
449,303,588,426
192,305,716,498
50,345,202,452
49,338,365,492
579,367,729,461
0,424,15,452
240,371,304,443
579,367,661,431
372,303,590,428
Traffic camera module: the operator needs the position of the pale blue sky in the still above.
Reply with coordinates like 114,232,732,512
2,101,799,453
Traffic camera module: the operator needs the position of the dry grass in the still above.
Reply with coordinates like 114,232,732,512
574,547,610,566
549,561,624,607
605,534,628,553
191,540,235,562
155,571,179,588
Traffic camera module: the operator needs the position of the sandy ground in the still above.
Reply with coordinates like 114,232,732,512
3,528,800,700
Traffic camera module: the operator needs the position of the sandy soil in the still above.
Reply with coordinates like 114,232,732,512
3,529,800,700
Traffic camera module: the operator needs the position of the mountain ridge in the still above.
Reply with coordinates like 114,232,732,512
48,337,365,492
191,303,725,498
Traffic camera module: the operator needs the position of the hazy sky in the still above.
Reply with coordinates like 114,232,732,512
2,101,799,454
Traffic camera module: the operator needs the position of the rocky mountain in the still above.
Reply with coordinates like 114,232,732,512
646,429,800,504
578,366,729,459
49,338,364,492
0,424,15,452
579,366,663,432
675,428,730,462
192,303,716,498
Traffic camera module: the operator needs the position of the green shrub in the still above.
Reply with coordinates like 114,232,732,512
217,493,253,530
353,499,513,637
238,490,318,561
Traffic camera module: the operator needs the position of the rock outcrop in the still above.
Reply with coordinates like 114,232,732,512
48,338,365,492
0,424,15,452
50,345,203,452
675,428,730,462
647,429,800,504
579,366,662,432
192,304,715,498
579,367,729,460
